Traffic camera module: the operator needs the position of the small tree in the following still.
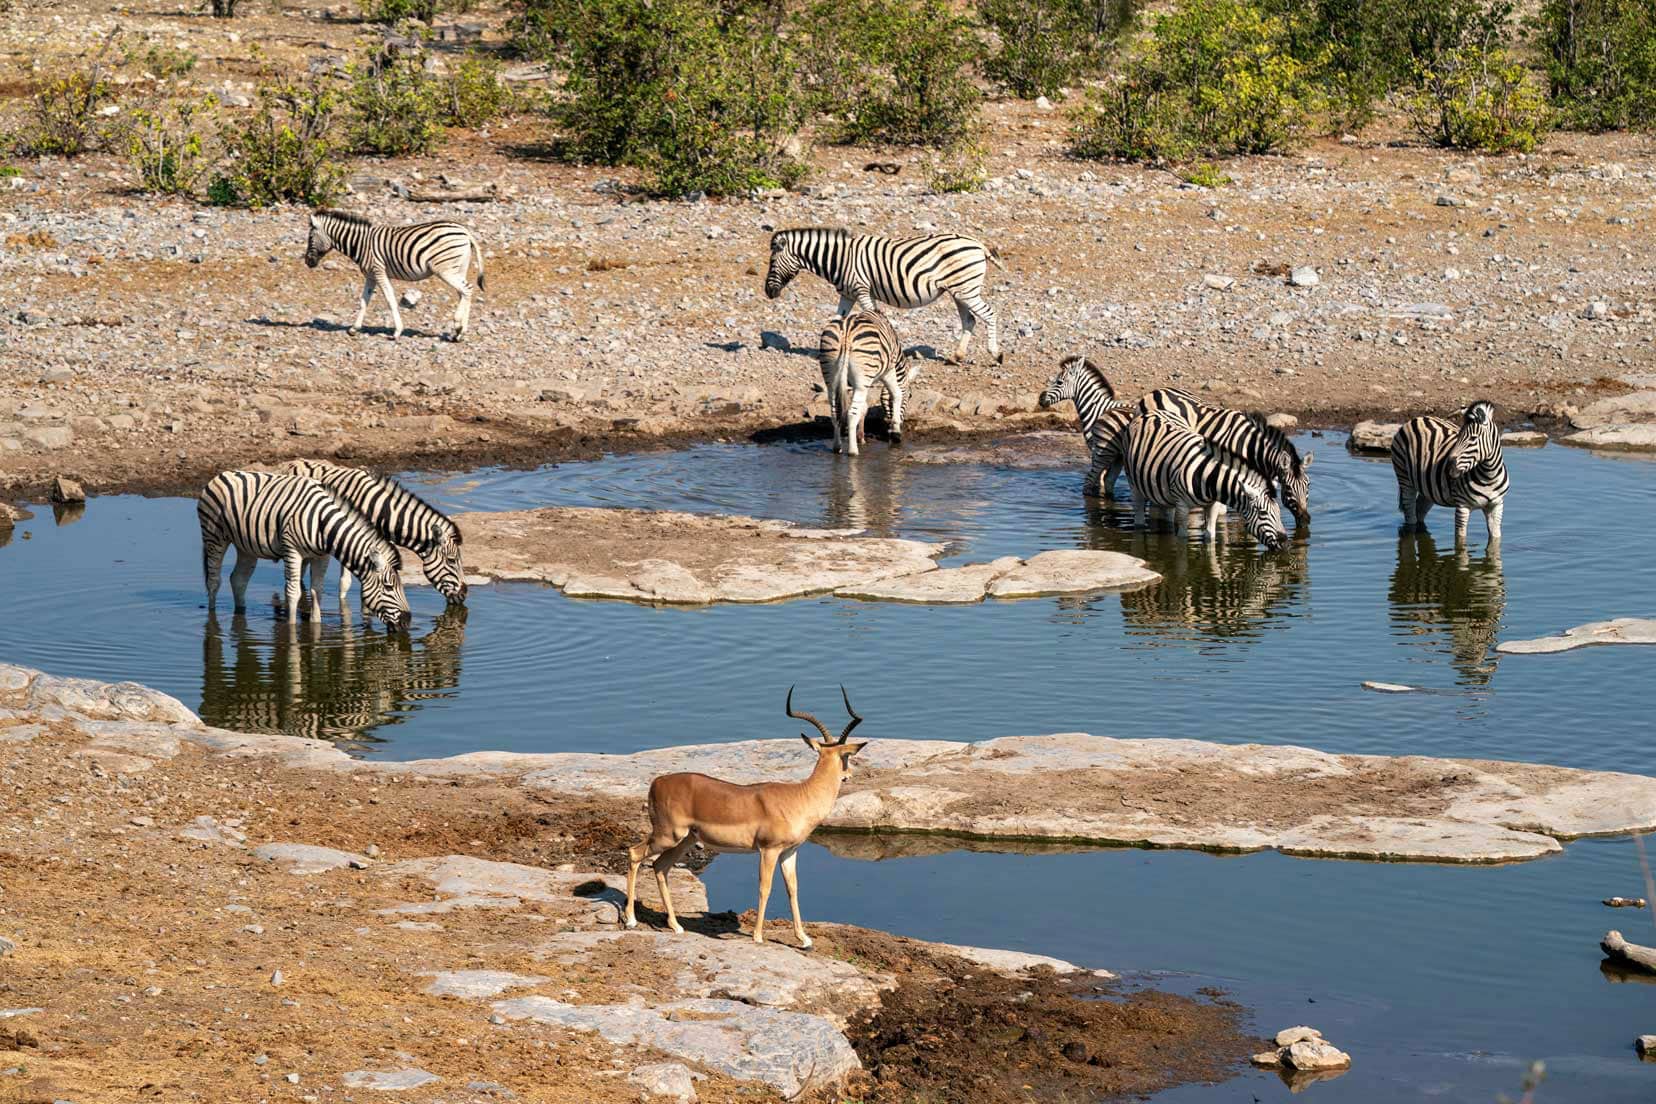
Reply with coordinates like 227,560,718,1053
210,75,345,208
1410,44,1551,150
13,68,114,156
1534,0,1656,129
347,47,445,156
127,95,220,196
981,0,1101,99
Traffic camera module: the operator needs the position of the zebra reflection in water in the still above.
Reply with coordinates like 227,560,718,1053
1115,538,1310,645
821,452,911,537
200,606,467,749
1388,530,1505,687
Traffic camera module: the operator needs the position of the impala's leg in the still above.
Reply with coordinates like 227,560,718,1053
228,548,257,614
624,837,658,930
1454,505,1470,547
1485,500,1504,544
779,845,811,949
349,273,374,335
377,272,403,339
652,835,695,935
754,846,782,944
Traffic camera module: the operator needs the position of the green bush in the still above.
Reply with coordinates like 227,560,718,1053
924,133,989,192
364,0,439,24
1410,44,1551,150
799,0,982,145
347,48,445,156
125,41,198,79
442,53,513,127
1068,71,1184,160
126,95,219,196
1181,160,1231,186
1534,0,1656,129
13,68,115,156
980,0,1100,99
210,75,345,208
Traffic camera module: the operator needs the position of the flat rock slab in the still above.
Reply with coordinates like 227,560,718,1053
837,557,1023,603
341,1069,440,1091
1498,618,1656,654
629,1062,699,1103
932,942,1111,978
1501,430,1548,448
450,506,943,604
837,551,1159,603
0,665,200,725
423,970,548,999
382,855,707,925
1348,421,1401,453
492,995,858,1099
1570,391,1656,429
253,842,369,875
1562,424,1656,451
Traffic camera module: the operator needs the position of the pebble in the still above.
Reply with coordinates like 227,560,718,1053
1605,897,1648,908
400,288,422,308
1202,274,1235,291
1288,266,1319,287
50,476,84,503
270,969,284,986
1583,300,1610,320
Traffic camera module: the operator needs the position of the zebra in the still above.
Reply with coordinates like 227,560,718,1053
765,227,1004,364
1138,387,1314,524
197,470,411,630
1390,399,1509,544
304,209,486,341
1121,411,1287,549
1038,356,1136,497
283,459,466,604
818,310,919,454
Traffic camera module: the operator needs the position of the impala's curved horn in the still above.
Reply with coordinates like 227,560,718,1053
837,685,863,745
786,685,833,744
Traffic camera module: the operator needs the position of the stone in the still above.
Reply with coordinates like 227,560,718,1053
1250,1050,1284,1067
381,855,706,924
422,970,547,999
1435,194,1466,207
1275,1026,1322,1047
931,943,1109,978
1348,421,1400,452
1501,430,1547,448
1387,302,1453,322
835,557,1021,603
26,427,73,451
985,550,1160,598
50,475,84,503
493,996,858,1098
1563,424,1656,451
1361,681,1419,694
1034,95,1054,111
630,1063,699,1102
1202,274,1235,291
1288,266,1319,287
0,724,43,744
1583,300,1611,320
341,1069,440,1091
1266,413,1298,431
1569,391,1656,429
1498,618,1656,655
1638,1036,1656,1058
252,842,369,875
0,937,13,957
1285,1039,1350,1071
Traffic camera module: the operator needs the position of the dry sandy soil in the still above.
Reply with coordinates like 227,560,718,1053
0,0,1651,500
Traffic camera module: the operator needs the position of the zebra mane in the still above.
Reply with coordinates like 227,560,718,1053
372,469,463,543
789,226,852,239
315,207,372,226
318,486,402,573
1244,412,1304,472
1071,357,1116,400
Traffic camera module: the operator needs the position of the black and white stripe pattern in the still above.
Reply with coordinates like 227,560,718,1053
766,227,1003,364
284,459,466,603
1139,388,1313,524
304,209,486,341
818,310,917,454
1038,356,1135,497
198,470,411,629
1122,411,1287,549
1390,400,1509,544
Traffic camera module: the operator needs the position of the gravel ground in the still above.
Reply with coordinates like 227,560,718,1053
0,1,1650,500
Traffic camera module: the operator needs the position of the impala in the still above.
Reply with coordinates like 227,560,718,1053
623,687,868,947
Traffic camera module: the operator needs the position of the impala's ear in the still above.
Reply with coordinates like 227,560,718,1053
841,741,868,757
801,734,819,751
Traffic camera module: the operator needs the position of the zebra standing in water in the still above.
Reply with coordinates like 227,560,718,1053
304,209,485,341
1139,388,1314,524
818,311,918,454
765,227,1004,364
1038,356,1135,497
1122,411,1287,549
1390,400,1509,544
283,459,467,604
197,470,411,630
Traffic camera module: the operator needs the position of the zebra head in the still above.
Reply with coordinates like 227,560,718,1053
1038,355,1111,410
1451,400,1500,475
1238,474,1288,551
1279,451,1313,526
304,213,335,269
420,521,467,604
764,231,804,299
359,546,412,631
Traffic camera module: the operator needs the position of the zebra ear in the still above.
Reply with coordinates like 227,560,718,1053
1301,451,1314,468
309,212,320,227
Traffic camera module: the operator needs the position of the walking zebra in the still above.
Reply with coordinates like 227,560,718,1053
765,227,1004,364
1390,400,1509,544
818,310,918,454
283,459,466,604
304,209,485,341
1038,356,1135,497
1122,411,1287,549
198,470,411,630
1139,388,1314,524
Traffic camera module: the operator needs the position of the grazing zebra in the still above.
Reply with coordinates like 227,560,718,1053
818,310,918,454
1038,356,1135,497
304,209,485,341
198,470,411,630
765,227,1004,364
1122,412,1287,549
283,459,466,604
1390,400,1509,544
1139,388,1314,524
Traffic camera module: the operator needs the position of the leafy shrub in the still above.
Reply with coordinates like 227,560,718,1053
13,68,115,156
125,41,198,79
126,95,219,196
364,0,439,23
924,133,989,192
209,76,345,207
799,0,982,145
1534,0,1656,129
347,48,444,156
980,0,1100,99
1410,44,1551,150
1181,160,1231,186
442,53,513,127
1068,71,1184,160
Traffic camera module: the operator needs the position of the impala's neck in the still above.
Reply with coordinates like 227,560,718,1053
795,753,848,817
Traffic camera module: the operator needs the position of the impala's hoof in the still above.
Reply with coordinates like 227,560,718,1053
798,934,813,950
669,922,684,934
622,916,637,930
347,327,359,336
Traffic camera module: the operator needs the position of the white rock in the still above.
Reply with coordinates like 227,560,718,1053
341,1068,440,1091
1203,274,1235,291
1265,412,1298,430
1034,95,1054,111
835,557,1021,603
985,550,1160,598
422,970,548,999
1499,618,1656,655
252,842,369,875
1275,1025,1322,1047
399,288,422,308
1563,424,1656,451
1583,300,1610,320
1285,1038,1351,1070
628,1062,699,1102
1569,391,1656,429
1361,681,1419,694
1288,266,1319,287
1348,421,1400,452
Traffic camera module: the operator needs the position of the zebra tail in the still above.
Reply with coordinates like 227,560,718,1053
985,244,1005,271
470,233,486,292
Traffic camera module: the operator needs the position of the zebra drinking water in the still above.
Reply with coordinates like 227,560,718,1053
818,310,918,455
1038,356,1135,497
1390,400,1509,545
765,227,1004,364
283,459,466,604
197,470,411,630
304,209,485,342
1122,411,1287,549
1139,387,1314,524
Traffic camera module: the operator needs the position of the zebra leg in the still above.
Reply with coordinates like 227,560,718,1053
1133,497,1147,530
1485,500,1504,543
885,379,904,442
1203,505,1219,542
952,298,977,364
1174,507,1191,541
203,539,227,611
339,564,355,609
283,552,305,622
436,269,471,342
1454,506,1471,546
853,289,878,314
1083,456,1107,499
349,274,374,336
956,292,1000,365
228,549,258,615
305,555,328,620
1104,457,1123,499
835,294,855,317
377,273,403,339
846,387,869,457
